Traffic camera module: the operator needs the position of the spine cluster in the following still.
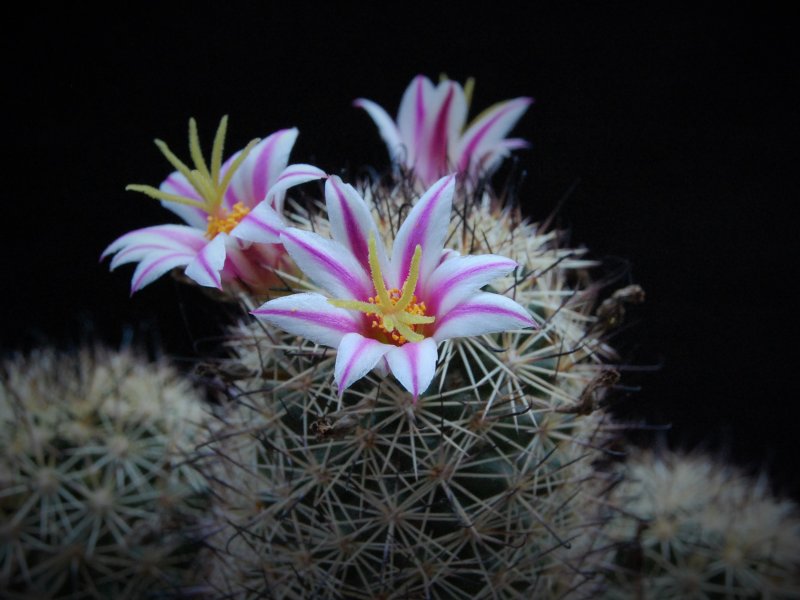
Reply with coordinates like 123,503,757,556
0,348,210,599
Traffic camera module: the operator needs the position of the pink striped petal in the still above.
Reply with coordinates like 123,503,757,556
455,97,533,175
159,172,208,228
129,251,196,294
397,75,435,165
280,228,373,301
353,98,403,161
229,200,286,244
185,233,227,289
103,225,208,293
252,292,363,348
334,332,393,394
264,163,327,214
432,292,536,343
438,248,459,266
416,80,460,185
385,338,438,399
472,138,531,176
325,176,387,275
499,138,531,151
423,254,518,316
390,175,455,286
225,128,299,210
444,81,468,153
102,225,207,269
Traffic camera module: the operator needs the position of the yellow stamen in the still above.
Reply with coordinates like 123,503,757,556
124,184,206,210
210,115,227,183
189,118,211,181
126,116,260,217
393,241,423,313
328,299,381,314
328,233,435,345
206,202,251,238
368,234,393,308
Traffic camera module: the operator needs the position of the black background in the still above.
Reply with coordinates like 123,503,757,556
4,5,797,497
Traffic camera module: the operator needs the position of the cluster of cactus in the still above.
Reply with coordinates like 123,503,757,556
4,75,800,599
195,177,630,599
0,347,210,599
590,450,800,599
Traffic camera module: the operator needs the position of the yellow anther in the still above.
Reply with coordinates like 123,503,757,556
328,233,435,345
206,202,251,238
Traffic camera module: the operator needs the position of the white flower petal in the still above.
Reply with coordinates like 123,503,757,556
423,254,518,316
225,128,299,210
415,79,464,185
396,75,436,166
353,98,403,162
129,251,195,294
432,292,536,343
264,163,327,214
158,172,208,228
390,175,455,286
455,97,533,176
185,233,227,289
281,228,373,301
103,225,209,293
325,176,387,275
103,225,206,269
230,200,286,244
252,292,363,348
385,338,439,399
334,332,393,394
469,138,531,179
443,81,468,154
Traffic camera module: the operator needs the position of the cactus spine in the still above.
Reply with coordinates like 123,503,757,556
0,347,210,599
196,177,625,598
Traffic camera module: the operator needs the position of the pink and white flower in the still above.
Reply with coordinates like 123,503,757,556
102,117,325,294
355,75,532,187
252,174,536,400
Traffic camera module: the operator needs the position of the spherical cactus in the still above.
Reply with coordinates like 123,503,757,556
195,175,631,599
597,450,800,599
0,346,211,599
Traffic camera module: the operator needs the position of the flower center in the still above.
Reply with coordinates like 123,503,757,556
329,233,435,345
125,116,260,219
206,202,251,238
366,289,430,345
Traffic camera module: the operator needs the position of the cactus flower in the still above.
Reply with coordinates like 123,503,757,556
253,174,536,399
355,75,532,186
102,117,325,293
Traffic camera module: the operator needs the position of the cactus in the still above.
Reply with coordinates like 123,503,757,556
195,175,629,599
66,78,799,599
0,347,211,599
594,450,800,599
